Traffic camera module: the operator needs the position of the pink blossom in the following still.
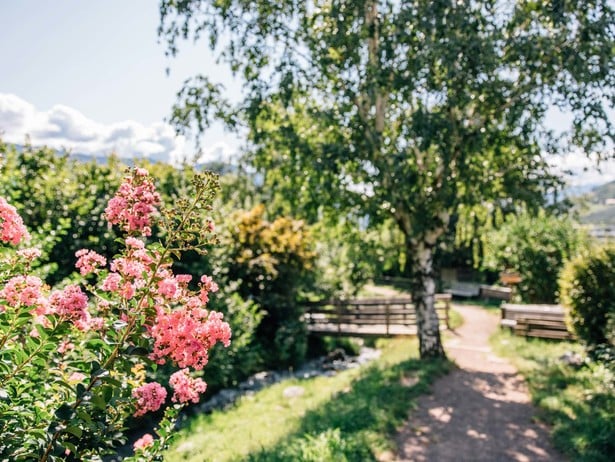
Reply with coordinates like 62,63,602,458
132,382,167,417
58,339,75,354
89,317,105,330
101,273,122,292
176,274,193,285
49,285,90,330
0,197,29,245
149,307,231,370
199,275,219,305
75,249,107,276
68,372,87,383
105,169,160,236
200,275,219,293
110,257,146,279
119,281,135,300
169,369,207,404
0,275,46,310
133,433,154,450
17,247,42,261
157,277,179,300
125,237,145,249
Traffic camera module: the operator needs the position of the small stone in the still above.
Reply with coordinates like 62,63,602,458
559,351,584,367
282,385,305,398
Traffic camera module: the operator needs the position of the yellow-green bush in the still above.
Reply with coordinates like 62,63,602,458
560,245,615,351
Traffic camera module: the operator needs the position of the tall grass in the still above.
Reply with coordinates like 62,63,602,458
491,329,615,461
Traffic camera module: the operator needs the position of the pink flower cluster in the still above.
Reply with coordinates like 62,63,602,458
17,247,42,261
0,197,29,245
198,275,219,304
101,242,158,301
169,369,207,403
0,275,47,311
104,168,160,236
149,307,231,370
49,285,91,331
75,249,107,276
133,433,154,450
132,382,168,417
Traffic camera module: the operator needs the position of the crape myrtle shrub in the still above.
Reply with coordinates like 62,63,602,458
218,204,317,368
0,142,213,286
0,167,232,461
482,211,585,303
560,245,615,363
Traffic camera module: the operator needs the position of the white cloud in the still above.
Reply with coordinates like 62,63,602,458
0,93,192,164
550,151,615,188
195,141,240,164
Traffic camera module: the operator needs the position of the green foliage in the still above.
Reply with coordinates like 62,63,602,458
492,330,615,462
217,205,317,368
560,245,615,351
307,336,363,359
160,0,614,358
482,211,585,303
201,290,264,392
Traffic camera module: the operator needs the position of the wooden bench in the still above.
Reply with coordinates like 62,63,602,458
444,282,481,298
304,294,452,337
479,284,512,301
500,303,574,340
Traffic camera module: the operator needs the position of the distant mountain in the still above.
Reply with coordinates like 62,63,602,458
574,180,615,225
587,180,615,204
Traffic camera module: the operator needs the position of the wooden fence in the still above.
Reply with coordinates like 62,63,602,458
304,294,452,337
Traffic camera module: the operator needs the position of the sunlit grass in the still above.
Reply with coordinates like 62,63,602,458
491,329,615,461
166,338,450,462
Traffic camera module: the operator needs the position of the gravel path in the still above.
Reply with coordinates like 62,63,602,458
395,304,565,462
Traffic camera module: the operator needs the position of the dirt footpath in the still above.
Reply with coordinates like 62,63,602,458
395,305,565,462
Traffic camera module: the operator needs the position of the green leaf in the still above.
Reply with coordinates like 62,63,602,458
65,426,82,438
54,403,75,421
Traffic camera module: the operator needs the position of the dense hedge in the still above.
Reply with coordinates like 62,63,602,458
560,246,615,352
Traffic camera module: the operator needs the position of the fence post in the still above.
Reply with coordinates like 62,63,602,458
336,301,342,334
385,303,390,336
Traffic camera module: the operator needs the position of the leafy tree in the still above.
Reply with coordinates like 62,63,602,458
160,0,614,358
482,211,586,303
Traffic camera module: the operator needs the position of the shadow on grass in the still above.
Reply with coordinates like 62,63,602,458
245,357,451,462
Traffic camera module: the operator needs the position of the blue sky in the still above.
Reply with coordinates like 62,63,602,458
0,0,240,163
0,1,613,186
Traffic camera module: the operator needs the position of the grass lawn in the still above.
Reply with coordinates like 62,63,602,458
165,338,451,462
491,329,615,461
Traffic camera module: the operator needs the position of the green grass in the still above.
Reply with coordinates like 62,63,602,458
166,338,450,462
447,308,464,330
357,283,410,299
491,329,615,461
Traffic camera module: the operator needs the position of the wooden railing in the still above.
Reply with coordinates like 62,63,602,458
304,294,452,337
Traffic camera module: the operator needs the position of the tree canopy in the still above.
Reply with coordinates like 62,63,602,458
160,0,614,358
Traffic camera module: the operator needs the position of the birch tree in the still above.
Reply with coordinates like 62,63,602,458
160,0,614,358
